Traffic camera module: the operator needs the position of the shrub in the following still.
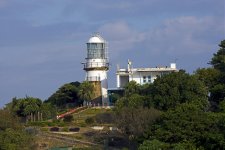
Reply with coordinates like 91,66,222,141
79,122,87,127
69,127,80,132
85,117,95,125
24,127,38,135
50,127,59,132
40,128,49,132
95,112,114,124
47,122,56,127
62,127,69,132
27,121,48,127
63,115,74,122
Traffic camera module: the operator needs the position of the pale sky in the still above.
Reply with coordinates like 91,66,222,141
0,0,224,107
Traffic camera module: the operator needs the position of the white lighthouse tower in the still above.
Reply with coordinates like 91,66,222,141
83,33,109,106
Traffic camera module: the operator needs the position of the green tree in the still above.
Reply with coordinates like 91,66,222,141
208,40,225,109
210,40,225,73
23,97,42,122
0,109,20,130
63,115,74,123
40,103,57,120
46,81,81,108
124,81,140,97
138,140,168,150
145,103,225,149
115,107,161,139
6,97,42,122
150,71,208,111
195,68,220,89
0,109,35,149
78,81,94,104
115,94,146,111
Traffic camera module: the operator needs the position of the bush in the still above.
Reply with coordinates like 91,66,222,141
79,122,87,127
40,128,49,132
69,127,80,132
24,127,38,135
95,112,114,124
27,121,49,127
50,127,59,132
62,127,69,132
47,122,56,127
85,117,95,125
63,115,74,122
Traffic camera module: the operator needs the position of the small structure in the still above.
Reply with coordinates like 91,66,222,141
116,60,178,88
82,33,109,105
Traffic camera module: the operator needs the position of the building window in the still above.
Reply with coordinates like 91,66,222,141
143,76,146,83
147,76,151,83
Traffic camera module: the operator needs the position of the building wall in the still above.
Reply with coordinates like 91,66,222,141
117,70,176,88
90,81,102,104
129,72,156,85
117,75,129,88
86,70,108,105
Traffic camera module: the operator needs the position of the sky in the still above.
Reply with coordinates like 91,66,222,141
0,0,224,107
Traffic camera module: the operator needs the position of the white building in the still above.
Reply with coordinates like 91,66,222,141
116,60,178,88
82,33,109,105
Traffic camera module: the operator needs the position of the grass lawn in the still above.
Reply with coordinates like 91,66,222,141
37,108,127,149
72,108,112,127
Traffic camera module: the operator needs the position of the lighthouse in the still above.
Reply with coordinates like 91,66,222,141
83,33,109,106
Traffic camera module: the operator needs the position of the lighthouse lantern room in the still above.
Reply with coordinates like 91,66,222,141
83,33,109,106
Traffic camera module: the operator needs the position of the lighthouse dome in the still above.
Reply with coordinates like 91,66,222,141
88,34,104,43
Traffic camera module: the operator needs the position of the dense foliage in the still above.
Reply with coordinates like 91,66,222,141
78,81,94,103
1,40,224,149
0,109,35,149
46,81,81,108
6,96,56,121
150,71,208,110
113,40,225,149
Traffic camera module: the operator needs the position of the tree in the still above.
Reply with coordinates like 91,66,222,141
124,81,140,97
144,103,225,149
149,71,208,111
195,68,220,89
40,103,57,120
46,81,81,108
208,40,225,109
115,107,161,140
23,97,42,122
0,109,35,149
210,40,225,73
78,81,94,103
63,115,74,123
6,97,42,122
0,109,21,130
138,140,168,150
115,94,146,111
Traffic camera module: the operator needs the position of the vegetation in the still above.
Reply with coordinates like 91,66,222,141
0,109,35,149
63,114,74,123
6,96,56,122
1,40,224,149
46,81,81,108
113,40,225,149
78,81,94,104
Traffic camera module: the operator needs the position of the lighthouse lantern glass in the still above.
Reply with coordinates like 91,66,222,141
87,43,105,59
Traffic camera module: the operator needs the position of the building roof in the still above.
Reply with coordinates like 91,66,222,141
117,67,178,75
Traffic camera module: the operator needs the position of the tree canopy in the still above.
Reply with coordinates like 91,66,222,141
210,40,225,73
0,109,35,149
78,81,94,102
46,81,81,107
150,71,208,111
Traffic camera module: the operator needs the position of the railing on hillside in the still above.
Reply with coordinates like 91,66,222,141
57,106,88,119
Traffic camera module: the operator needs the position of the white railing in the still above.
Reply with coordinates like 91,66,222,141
83,62,109,69
86,76,100,81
